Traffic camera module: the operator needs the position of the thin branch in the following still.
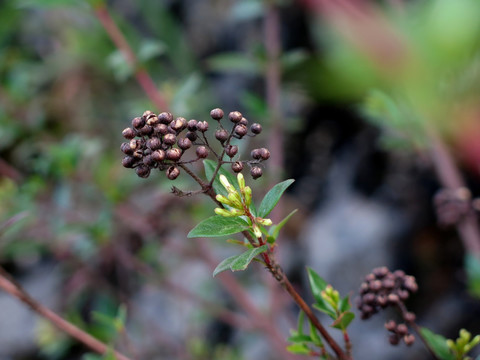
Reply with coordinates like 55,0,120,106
93,4,169,111
0,266,132,360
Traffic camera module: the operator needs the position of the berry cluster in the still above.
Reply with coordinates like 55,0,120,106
356,267,418,346
120,109,269,180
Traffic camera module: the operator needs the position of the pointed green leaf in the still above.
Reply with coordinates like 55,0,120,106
331,311,355,330
213,245,268,277
309,320,323,347
204,159,239,197
308,268,337,318
188,216,249,238
339,295,351,313
268,209,298,243
288,334,313,343
420,327,455,360
297,310,306,335
465,254,480,298
286,343,311,355
258,179,294,218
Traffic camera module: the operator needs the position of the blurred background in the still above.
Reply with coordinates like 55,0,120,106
2,0,480,359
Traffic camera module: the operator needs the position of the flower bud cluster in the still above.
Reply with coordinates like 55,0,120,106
214,174,272,238
357,267,418,347
356,267,418,320
121,108,269,181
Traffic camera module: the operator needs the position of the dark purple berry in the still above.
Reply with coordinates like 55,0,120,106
154,123,168,136
259,148,270,160
122,156,136,168
196,146,209,159
197,121,209,132
215,129,229,143
186,131,198,141
151,150,166,162
143,155,155,167
122,127,136,140
135,165,150,178
132,117,145,129
167,166,180,180
251,166,262,179
231,161,244,173
225,145,238,158
166,148,182,161
210,108,224,120
163,133,176,146
147,138,162,150
171,117,186,132
239,117,248,126
228,111,242,123
121,142,134,155
251,148,261,160
158,112,173,124
234,124,248,137
139,125,153,136
250,123,262,135
177,138,192,150
187,119,198,131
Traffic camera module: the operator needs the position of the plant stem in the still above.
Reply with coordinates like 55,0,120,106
0,266,132,360
427,128,480,256
93,4,169,111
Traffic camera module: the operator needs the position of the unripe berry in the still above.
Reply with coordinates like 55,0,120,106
226,145,238,158
231,161,244,173
167,166,180,180
122,127,136,139
250,123,262,135
151,150,166,162
228,111,243,123
197,121,209,132
122,156,136,168
404,334,415,346
147,138,162,150
234,124,248,137
163,133,176,146
251,166,262,179
196,146,209,158
404,312,416,323
177,137,192,150
396,324,408,336
166,148,182,161
210,108,224,120
385,320,397,332
186,131,198,141
132,117,145,129
171,117,186,132
135,165,150,178
187,119,198,131
215,129,229,143
362,293,375,304
158,112,173,124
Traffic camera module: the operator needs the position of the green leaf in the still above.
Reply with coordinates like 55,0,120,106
465,254,480,298
204,159,239,197
286,343,311,355
297,311,306,335
420,327,455,360
309,320,323,347
339,295,351,313
288,334,312,343
307,268,337,318
212,245,268,277
267,209,298,243
258,179,295,218
331,311,355,330
188,216,249,238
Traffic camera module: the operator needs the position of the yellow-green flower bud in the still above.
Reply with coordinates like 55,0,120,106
252,224,262,238
257,217,272,226
244,186,252,207
237,172,245,191
446,339,455,351
219,174,235,194
216,194,234,206
228,192,243,209
215,208,243,217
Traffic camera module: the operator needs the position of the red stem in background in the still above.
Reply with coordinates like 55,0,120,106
0,267,132,360
93,5,169,111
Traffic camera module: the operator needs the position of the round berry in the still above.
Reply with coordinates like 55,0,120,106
187,119,198,131
251,166,263,179
166,148,182,161
158,112,173,124
163,133,176,146
151,150,166,162
196,146,209,159
215,129,229,143
147,138,162,150
259,148,270,160
186,131,198,141
122,127,136,140
210,108,224,120
167,166,180,180
197,121,209,132
138,125,153,136
177,137,192,150
226,145,238,158
250,123,262,135
171,117,186,132
122,156,136,168
228,111,242,123
234,124,248,137
135,165,150,178
231,161,244,173
121,142,134,155
132,117,145,129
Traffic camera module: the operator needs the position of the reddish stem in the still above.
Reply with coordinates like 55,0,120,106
94,5,169,111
